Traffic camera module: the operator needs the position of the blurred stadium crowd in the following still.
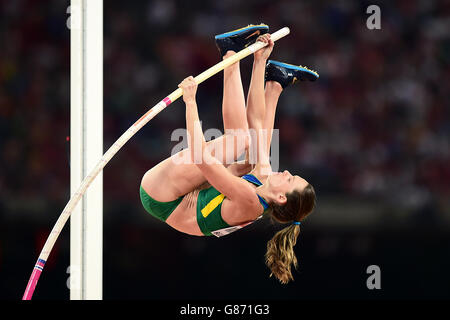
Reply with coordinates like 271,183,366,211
0,0,449,299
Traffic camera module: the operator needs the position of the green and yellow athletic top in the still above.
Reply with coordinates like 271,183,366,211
196,174,269,237
140,174,269,237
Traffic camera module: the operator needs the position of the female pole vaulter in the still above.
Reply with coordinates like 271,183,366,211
140,25,319,283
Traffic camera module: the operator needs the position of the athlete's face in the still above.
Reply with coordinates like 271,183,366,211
267,170,309,202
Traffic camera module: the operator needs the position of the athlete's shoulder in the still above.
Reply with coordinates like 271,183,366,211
222,194,261,225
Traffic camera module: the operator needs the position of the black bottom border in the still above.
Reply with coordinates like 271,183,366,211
3,299,448,318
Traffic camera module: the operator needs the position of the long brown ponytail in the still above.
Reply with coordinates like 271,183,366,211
264,184,316,284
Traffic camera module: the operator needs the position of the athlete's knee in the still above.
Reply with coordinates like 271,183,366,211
225,128,250,152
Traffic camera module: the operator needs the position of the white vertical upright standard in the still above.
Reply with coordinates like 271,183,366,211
70,0,103,300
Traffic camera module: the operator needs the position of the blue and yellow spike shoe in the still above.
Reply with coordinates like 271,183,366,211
265,60,319,88
215,24,269,56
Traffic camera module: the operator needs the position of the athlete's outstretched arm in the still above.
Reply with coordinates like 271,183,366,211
180,77,258,207
246,34,274,175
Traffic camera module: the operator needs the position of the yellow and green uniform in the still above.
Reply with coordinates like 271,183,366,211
140,174,269,236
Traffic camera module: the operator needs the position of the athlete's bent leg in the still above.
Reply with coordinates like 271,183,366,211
263,80,283,153
222,51,249,133
141,132,249,202
142,52,252,202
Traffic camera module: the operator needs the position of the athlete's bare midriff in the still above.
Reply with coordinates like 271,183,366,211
165,189,204,236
